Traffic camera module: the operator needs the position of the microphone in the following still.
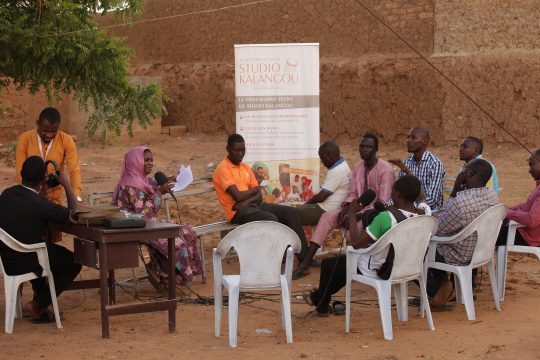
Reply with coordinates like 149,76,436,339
154,171,177,202
357,189,376,207
341,189,377,230
373,201,388,212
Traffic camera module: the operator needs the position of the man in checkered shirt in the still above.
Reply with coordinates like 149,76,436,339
428,159,499,306
390,127,445,211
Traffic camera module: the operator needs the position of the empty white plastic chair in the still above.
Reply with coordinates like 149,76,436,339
213,221,301,347
424,204,507,321
0,227,62,334
345,215,438,340
496,220,540,301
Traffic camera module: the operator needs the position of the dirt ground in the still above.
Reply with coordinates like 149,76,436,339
0,134,539,360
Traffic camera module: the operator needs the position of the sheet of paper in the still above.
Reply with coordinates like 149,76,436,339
172,164,193,192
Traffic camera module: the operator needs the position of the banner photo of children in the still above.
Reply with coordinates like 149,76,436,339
250,159,319,204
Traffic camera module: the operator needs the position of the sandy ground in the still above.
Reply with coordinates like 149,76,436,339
0,134,539,360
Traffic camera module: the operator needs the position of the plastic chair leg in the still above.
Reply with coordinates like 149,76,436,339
46,273,63,330
376,282,393,340
455,269,476,321
487,261,501,311
279,289,286,330
419,275,435,330
214,282,223,337
280,278,293,344
393,283,408,321
345,278,352,333
228,286,240,348
496,246,507,301
4,278,19,334
15,285,23,319
454,273,463,305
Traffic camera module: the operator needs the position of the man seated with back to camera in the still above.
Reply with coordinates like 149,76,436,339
302,175,422,316
213,134,308,260
495,149,540,248
292,140,351,279
427,159,498,307
452,136,500,287
0,156,81,323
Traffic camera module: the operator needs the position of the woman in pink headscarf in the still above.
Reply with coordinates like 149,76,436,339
113,146,201,287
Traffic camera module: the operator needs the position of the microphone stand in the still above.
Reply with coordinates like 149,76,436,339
173,195,182,223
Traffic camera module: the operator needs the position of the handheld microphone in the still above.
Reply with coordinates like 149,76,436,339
342,189,377,230
154,171,177,202
373,201,388,212
357,188,376,207
155,171,182,222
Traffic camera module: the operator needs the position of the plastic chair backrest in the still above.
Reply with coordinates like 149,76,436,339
388,216,437,281
0,227,32,253
0,227,31,276
216,221,301,288
469,204,507,266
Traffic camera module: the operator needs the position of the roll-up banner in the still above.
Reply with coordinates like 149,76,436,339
234,43,320,203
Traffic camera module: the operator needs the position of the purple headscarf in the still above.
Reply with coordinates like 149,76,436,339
112,146,156,203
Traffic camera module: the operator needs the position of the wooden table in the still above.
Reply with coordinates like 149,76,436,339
57,220,180,338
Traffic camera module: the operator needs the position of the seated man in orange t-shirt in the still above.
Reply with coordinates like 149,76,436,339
213,134,308,260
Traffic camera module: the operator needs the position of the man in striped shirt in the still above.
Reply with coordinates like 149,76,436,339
390,127,445,211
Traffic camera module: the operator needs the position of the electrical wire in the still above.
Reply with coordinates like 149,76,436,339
59,273,87,311
353,0,536,159
42,0,274,37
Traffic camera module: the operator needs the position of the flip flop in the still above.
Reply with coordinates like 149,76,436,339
332,301,345,316
302,290,316,307
408,297,421,307
309,259,321,268
315,306,332,317
429,304,454,312
31,313,56,324
292,266,310,280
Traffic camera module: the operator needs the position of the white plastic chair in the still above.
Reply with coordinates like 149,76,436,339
345,215,438,341
0,227,62,334
424,204,507,321
213,221,301,347
496,220,540,301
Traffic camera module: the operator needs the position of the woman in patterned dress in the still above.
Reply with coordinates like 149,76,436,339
112,146,201,287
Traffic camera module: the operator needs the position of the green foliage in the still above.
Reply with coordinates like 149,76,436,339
0,1,165,138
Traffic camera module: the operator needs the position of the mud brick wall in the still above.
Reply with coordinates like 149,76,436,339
1,0,539,146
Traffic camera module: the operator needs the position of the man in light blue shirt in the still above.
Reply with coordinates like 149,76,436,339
450,136,499,197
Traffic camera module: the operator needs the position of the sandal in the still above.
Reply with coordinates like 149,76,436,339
302,290,316,307
292,266,310,280
332,301,345,316
309,259,321,268
315,306,332,317
31,312,56,324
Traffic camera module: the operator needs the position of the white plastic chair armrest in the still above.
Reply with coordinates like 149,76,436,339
430,233,466,244
506,220,526,246
425,241,438,263
508,220,525,229
346,242,380,256
20,242,47,250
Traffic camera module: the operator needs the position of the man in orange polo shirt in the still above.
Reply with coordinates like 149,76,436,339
16,107,82,243
213,134,308,259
